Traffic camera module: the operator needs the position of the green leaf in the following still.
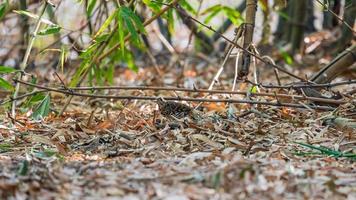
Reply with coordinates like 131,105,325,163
121,7,145,45
94,65,103,85
0,142,12,153
28,76,37,92
201,4,222,15
142,0,162,12
0,65,17,73
33,149,64,160
295,142,356,158
167,9,174,34
69,61,90,87
180,0,197,15
202,5,222,24
125,16,140,45
13,10,55,25
250,86,258,93
278,47,293,65
17,160,29,176
276,10,290,20
38,25,61,35
222,6,242,25
24,93,46,108
60,46,68,73
125,51,138,72
95,33,110,42
87,0,97,16
80,42,99,59
0,77,14,91
0,2,8,19
106,64,114,85
94,9,118,38
202,5,243,25
117,8,125,55
126,8,145,34
32,94,51,120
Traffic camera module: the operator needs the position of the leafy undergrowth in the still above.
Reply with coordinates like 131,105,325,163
0,63,355,199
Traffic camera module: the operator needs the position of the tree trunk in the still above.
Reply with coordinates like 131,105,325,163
290,0,307,54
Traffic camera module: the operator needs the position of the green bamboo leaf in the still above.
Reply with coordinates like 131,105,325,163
80,42,99,59
94,9,118,38
117,8,125,55
120,7,145,34
0,2,8,19
277,10,290,20
180,0,197,15
201,4,222,15
125,51,138,72
204,8,221,24
202,4,222,24
125,17,140,45
60,46,68,73
106,64,114,84
87,0,97,16
127,10,146,34
0,142,12,153
94,65,103,85
17,160,29,176
222,6,243,25
38,25,61,35
295,142,356,159
24,93,46,108
167,9,174,34
250,86,258,93
278,47,293,65
0,66,17,73
69,61,90,87
13,10,55,25
32,94,51,120
117,6,146,54
142,0,161,12
0,77,14,91
95,33,110,42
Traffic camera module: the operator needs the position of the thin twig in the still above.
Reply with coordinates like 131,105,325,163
21,83,347,104
11,79,340,111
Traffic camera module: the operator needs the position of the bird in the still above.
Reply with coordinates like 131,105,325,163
156,97,193,119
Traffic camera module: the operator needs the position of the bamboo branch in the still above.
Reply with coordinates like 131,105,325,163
11,1,48,118
238,0,257,77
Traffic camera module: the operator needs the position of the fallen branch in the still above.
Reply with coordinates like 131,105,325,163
11,79,337,111
245,79,356,89
63,85,347,105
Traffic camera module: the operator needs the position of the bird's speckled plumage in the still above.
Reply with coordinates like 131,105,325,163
156,97,192,119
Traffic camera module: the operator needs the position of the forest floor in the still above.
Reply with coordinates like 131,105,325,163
0,52,355,199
